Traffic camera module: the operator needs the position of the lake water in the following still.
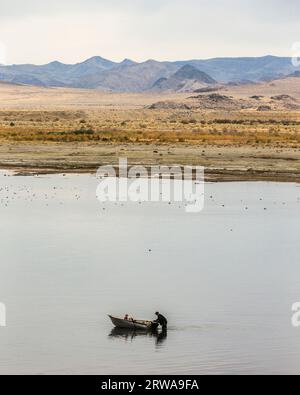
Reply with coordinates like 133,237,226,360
0,171,300,375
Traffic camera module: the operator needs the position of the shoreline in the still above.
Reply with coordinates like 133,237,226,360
1,141,300,182
1,163,299,183
0,142,299,182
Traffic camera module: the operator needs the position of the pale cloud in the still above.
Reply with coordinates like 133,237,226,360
0,0,299,64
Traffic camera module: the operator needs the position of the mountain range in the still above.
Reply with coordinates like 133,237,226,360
0,55,299,92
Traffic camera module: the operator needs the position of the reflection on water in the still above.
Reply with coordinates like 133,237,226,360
109,328,168,347
0,172,300,374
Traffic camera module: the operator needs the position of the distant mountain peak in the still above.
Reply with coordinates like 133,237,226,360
48,60,64,65
173,65,216,84
144,59,160,65
81,56,114,65
88,56,107,61
151,65,216,92
120,58,136,66
43,60,68,70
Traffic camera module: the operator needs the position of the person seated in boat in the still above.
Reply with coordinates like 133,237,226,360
124,314,134,322
154,312,168,330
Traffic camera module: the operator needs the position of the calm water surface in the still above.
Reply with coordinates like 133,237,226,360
0,171,300,374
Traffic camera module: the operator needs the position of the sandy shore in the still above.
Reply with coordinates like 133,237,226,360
1,142,299,182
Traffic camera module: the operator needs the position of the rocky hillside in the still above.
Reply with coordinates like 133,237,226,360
151,65,217,92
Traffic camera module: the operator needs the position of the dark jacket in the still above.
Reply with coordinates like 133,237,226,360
156,314,168,327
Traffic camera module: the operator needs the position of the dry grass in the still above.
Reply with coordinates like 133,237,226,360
0,108,299,148
0,79,299,148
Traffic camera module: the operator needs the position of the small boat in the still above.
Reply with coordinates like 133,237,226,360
109,315,159,331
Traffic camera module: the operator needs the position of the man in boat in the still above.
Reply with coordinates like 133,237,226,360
154,312,168,330
124,314,134,322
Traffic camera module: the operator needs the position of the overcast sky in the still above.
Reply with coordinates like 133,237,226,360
0,0,299,64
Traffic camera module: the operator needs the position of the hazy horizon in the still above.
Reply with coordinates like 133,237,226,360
0,0,299,65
